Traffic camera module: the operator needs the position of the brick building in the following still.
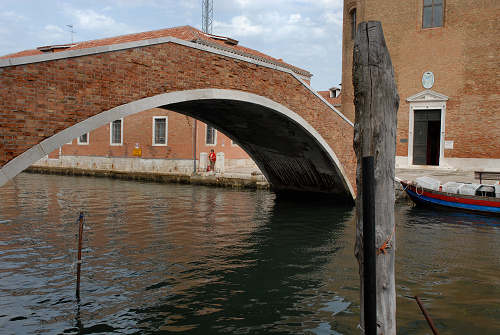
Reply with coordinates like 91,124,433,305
342,0,499,170
25,26,315,176
38,108,256,175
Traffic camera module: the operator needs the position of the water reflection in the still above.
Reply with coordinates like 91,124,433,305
1,173,499,334
0,173,356,334
129,199,354,334
395,205,500,335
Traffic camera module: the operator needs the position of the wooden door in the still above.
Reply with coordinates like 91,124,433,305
413,110,441,165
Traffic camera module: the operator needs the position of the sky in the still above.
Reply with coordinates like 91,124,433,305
0,0,344,91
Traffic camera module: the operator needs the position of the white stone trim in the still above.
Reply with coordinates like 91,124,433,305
0,89,355,198
441,157,500,172
406,89,449,102
0,36,354,127
396,155,500,172
0,169,8,187
407,90,448,167
152,116,168,146
110,118,123,146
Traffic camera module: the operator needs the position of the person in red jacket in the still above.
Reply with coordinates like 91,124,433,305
208,149,216,173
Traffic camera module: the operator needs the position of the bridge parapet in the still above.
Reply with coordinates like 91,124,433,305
0,30,356,198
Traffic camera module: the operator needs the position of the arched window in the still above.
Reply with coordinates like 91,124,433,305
423,0,443,28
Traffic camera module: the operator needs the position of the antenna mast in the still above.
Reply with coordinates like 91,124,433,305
201,0,213,34
66,24,76,44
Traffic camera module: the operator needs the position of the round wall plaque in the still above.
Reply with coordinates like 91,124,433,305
422,71,434,89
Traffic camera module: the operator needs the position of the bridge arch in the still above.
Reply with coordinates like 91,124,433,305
0,89,354,200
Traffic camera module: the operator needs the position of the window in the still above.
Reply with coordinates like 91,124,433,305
78,133,89,145
330,87,340,98
423,0,443,28
110,119,123,145
350,8,357,40
153,116,167,146
206,125,216,145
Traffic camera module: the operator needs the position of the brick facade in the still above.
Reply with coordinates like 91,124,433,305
342,0,499,170
0,26,356,195
46,107,251,172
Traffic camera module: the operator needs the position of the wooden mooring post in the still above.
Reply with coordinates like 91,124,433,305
353,21,399,334
76,211,84,301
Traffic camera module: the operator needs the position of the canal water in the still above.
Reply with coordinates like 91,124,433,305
0,173,498,334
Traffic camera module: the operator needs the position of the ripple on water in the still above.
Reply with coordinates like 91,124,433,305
0,173,499,334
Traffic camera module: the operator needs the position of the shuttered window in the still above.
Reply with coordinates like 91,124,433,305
206,125,216,145
110,119,122,145
423,0,443,28
153,117,167,145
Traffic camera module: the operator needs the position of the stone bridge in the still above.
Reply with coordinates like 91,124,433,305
0,26,356,200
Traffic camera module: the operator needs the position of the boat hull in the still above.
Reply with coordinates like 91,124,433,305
401,181,500,216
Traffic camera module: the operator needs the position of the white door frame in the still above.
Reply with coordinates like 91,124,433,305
407,90,449,167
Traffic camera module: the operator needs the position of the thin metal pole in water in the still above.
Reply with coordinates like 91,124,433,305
193,119,197,174
76,212,84,301
362,156,376,334
415,296,439,335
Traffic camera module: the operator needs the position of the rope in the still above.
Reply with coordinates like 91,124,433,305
416,185,423,196
401,181,410,192
394,176,411,192
377,223,396,255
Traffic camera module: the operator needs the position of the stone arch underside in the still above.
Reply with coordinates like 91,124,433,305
0,89,355,200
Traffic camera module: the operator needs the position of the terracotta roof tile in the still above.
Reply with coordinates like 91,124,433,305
1,25,311,77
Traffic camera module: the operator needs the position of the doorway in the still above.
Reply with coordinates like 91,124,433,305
413,109,441,165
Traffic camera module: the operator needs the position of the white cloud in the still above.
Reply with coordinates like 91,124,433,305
73,9,116,30
288,14,301,24
109,0,197,10
298,0,342,9
0,10,26,21
324,11,343,26
235,0,252,7
44,24,64,33
110,0,162,7
214,15,269,37
63,6,136,37
229,0,342,11
33,25,67,46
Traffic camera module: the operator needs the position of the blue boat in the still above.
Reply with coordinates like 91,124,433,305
400,180,500,216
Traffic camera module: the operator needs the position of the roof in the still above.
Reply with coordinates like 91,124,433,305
317,90,342,106
1,25,311,78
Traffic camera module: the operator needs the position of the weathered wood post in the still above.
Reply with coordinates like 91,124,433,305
76,211,84,301
353,21,399,334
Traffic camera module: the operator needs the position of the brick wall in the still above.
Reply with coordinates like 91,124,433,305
59,107,249,161
0,39,356,188
342,0,499,164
